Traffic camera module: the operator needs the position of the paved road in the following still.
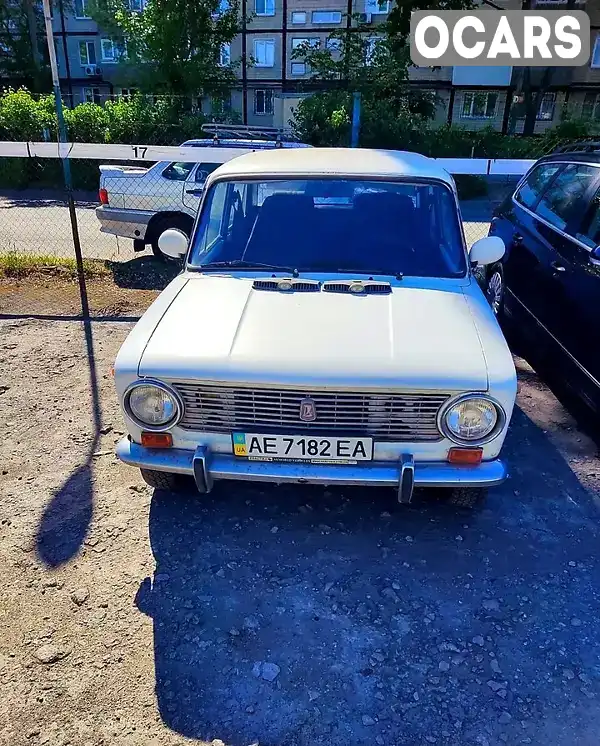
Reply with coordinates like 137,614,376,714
0,192,492,262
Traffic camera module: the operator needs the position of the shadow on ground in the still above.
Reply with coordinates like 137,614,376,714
136,407,600,746
106,256,180,290
35,317,102,567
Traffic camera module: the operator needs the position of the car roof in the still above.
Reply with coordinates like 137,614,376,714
210,148,454,185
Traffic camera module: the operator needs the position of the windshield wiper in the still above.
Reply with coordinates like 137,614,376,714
335,268,404,280
198,260,299,276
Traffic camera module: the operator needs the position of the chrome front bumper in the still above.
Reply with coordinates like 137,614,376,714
116,437,507,502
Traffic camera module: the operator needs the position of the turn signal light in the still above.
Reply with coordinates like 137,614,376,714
448,447,483,465
99,187,109,205
141,431,172,449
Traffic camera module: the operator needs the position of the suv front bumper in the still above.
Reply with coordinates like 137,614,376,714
116,437,507,502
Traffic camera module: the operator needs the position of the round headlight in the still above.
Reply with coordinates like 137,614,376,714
126,382,181,429
443,396,501,443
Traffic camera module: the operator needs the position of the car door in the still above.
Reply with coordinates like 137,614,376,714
146,161,195,212
554,179,600,407
182,162,222,213
502,161,565,330
526,163,600,367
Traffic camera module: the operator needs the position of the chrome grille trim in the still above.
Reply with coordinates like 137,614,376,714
171,383,450,442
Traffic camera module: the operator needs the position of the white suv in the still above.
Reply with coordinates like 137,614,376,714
95,125,311,260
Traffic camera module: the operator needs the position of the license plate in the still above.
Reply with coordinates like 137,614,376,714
232,433,373,463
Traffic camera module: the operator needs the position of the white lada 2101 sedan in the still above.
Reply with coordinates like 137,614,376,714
115,148,516,508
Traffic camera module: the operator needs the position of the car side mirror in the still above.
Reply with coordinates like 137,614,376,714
158,229,188,260
469,236,505,267
591,245,600,268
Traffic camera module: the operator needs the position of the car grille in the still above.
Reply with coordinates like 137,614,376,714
172,383,449,442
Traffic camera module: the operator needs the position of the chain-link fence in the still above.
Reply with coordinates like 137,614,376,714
0,140,528,319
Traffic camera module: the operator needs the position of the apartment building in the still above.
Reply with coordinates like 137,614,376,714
50,0,600,132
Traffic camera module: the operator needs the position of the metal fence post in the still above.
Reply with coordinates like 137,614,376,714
351,92,361,148
42,0,90,319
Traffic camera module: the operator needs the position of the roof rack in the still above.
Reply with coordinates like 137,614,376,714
200,123,295,147
553,141,600,155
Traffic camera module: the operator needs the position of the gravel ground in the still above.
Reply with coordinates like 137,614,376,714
1,318,600,746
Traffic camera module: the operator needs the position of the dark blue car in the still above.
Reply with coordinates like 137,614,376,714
482,143,600,415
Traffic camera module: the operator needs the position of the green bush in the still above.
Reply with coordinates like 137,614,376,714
454,175,488,200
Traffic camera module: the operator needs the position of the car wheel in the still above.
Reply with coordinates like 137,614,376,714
485,264,504,317
140,468,188,492
150,215,193,262
447,487,486,508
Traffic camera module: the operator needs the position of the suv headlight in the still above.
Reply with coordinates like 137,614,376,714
124,380,182,430
441,395,504,444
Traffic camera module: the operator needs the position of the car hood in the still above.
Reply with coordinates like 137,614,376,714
138,275,489,391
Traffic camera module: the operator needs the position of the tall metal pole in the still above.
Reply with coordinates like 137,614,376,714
351,91,361,148
42,0,90,318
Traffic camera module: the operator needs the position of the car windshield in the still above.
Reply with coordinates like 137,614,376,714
188,178,466,278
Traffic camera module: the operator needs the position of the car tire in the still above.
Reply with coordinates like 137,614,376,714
484,263,504,317
150,215,193,262
140,468,188,492
447,487,486,508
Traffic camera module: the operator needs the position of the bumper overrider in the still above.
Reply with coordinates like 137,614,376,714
116,436,507,503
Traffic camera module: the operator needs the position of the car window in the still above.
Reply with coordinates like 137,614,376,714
574,189,600,249
515,163,561,209
190,178,467,278
194,163,221,184
195,181,243,253
535,164,599,231
162,162,195,181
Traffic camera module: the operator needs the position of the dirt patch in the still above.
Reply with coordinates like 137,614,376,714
0,278,160,318
2,319,600,746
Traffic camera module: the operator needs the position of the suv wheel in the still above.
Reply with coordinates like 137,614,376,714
150,215,193,262
485,264,504,317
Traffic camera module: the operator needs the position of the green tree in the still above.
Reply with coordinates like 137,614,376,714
290,13,440,145
290,0,477,145
88,0,241,98
0,0,49,91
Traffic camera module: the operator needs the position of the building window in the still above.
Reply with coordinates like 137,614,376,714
79,41,96,65
219,42,231,66
537,92,556,121
129,0,145,10
365,0,390,14
592,36,600,68
291,61,306,75
291,11,306,23
82,87,101,104
255,0,275,16
117,87,138,100
254,89,273,115
583,93,600,120
292,37,319,50
101,38,126,62
74,0,90,18
254,38,275,67
461,91,498,119
312,10,342,23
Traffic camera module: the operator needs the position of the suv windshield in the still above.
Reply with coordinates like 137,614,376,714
188,178,466,278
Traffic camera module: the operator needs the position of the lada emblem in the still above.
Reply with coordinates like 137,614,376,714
299,398,317,422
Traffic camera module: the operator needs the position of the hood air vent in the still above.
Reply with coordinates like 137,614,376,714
253,278,320,292
322,280,392,295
